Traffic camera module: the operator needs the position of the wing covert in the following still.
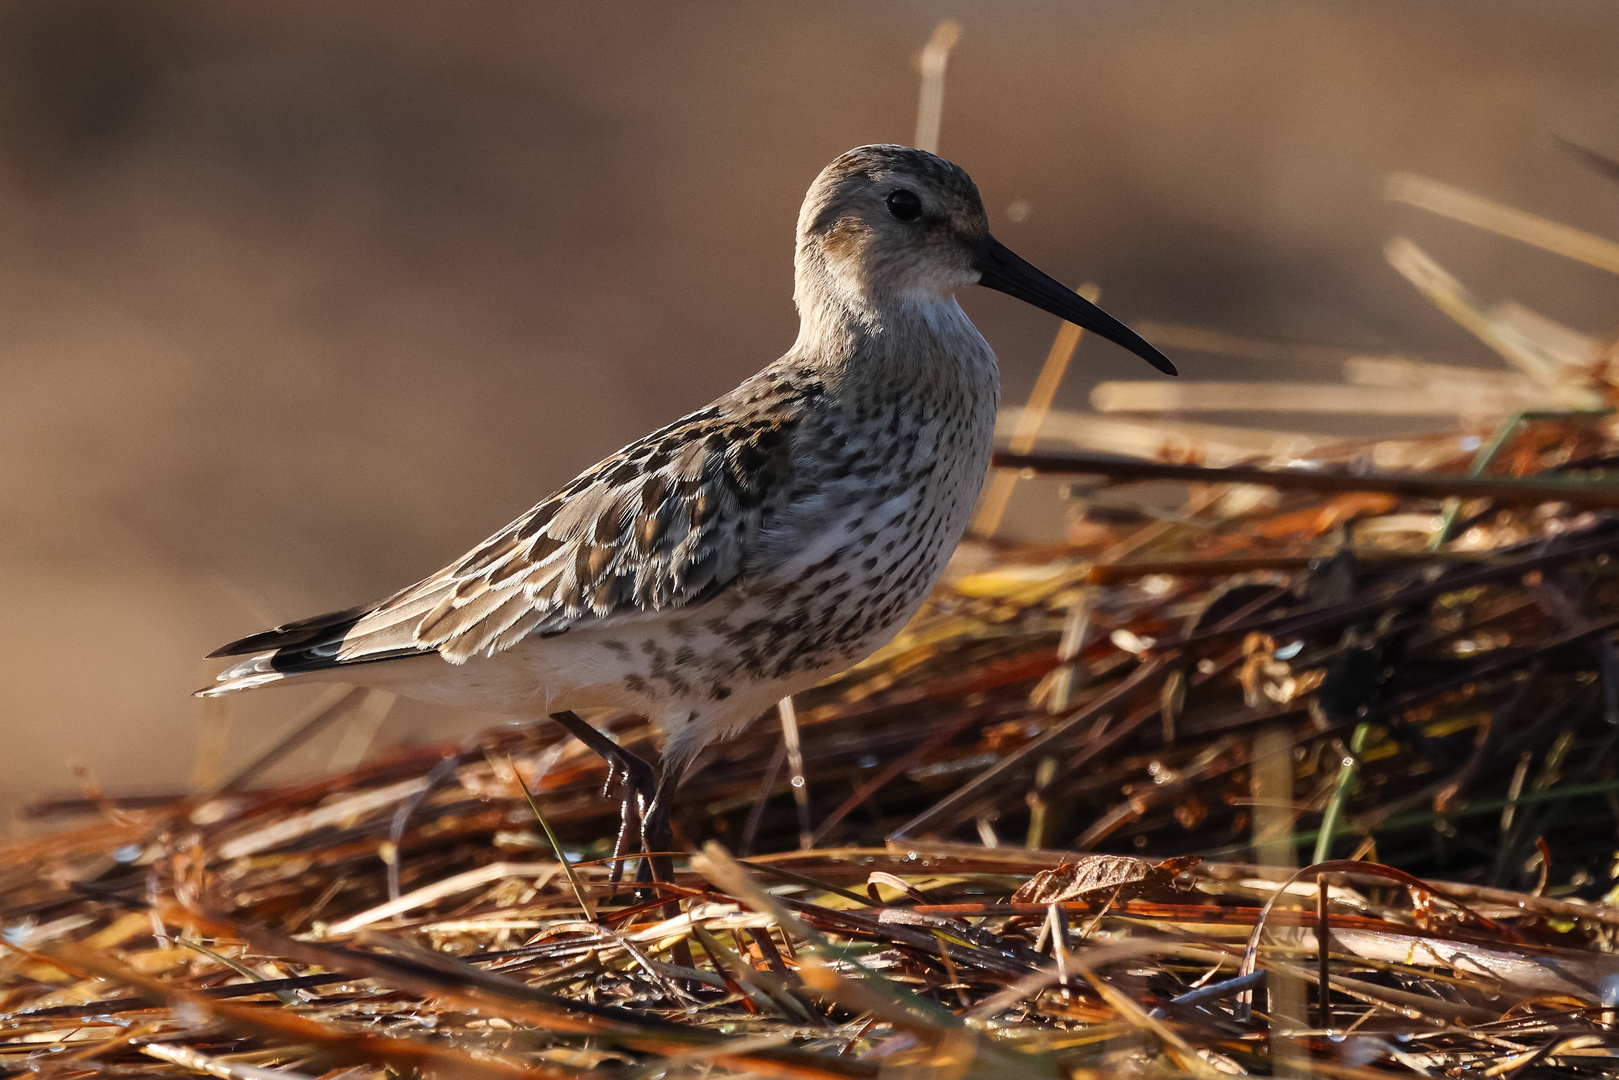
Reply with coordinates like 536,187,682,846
344,405,801,664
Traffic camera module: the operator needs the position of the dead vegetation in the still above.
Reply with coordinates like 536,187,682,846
10,56,1619,1080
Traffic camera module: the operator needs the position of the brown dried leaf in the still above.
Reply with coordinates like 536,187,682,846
1011,855,1196,904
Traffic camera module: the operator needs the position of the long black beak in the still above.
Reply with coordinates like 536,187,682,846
973,234,1177,376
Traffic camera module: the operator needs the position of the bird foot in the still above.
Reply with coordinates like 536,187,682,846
548,711,664,892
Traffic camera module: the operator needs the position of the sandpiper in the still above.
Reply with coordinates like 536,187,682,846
206,144,1175,867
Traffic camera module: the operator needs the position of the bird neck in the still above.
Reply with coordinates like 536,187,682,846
789,271,995,389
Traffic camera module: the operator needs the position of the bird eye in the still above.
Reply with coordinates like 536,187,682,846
886,189,922,221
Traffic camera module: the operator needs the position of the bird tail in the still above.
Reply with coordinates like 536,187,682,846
202,594,444,697
197,652,317,697
199,603,376,698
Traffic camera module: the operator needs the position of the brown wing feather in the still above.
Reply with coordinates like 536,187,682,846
216,369,820,677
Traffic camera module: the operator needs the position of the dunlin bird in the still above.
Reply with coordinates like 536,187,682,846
206,144,1175,868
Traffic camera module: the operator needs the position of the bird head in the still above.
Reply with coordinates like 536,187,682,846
795,144,1176,375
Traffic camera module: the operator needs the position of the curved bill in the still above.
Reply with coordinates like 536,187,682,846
973,234,1177,376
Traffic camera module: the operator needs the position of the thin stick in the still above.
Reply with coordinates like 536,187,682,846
973,284,1097,536
992,448,1619,510
1091,378,1542,416
1430,410,1520,550
1131,321,1359,365
1557,136,1619,186
913,21,961,154
738,735,788,857
1083,552,1438,585
777,697,813,850
332,859,560,936
1386,171,1619,277
1312,723,1369,865
1316,875,1330,1031
205,685,364,796
1384,236,1607,402
143,1042,317,1080
191,663,232,791
1042,590,1091,714
1252,724,1296,870
810,707,982,845
1000,407,1331,469
507,754,595,923
891,656,1168,838
327,690,396,773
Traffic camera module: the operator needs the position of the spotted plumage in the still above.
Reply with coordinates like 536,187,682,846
206,144,1174,846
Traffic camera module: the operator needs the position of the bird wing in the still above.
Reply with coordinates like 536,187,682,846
210,383,809,676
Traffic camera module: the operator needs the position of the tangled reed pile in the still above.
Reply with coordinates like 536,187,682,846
9,169,1619,1076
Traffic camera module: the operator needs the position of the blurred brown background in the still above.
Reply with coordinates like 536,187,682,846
2,1,1617,824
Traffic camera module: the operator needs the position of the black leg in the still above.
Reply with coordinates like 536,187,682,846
597,756,648,889
549,711,660,885
641,773,678,887
387,744,477,901
639,771,691,972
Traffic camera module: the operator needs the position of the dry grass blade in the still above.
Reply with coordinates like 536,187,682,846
913,20,961,154
777,696,814,850
1000,406,1330,467
1092,378,1485,416
142,1042,318,1080
508,753,594,921
1386,170,1619,276
993,449,1619,508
